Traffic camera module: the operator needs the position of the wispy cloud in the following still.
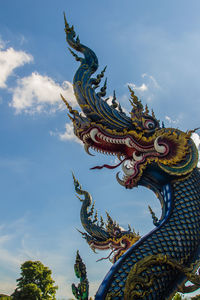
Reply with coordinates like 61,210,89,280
127,73,160,102
0,43,33,88
165,115,179,125
0,37,6,49
9,72,76,114
50,122,81,144
128,82,148,93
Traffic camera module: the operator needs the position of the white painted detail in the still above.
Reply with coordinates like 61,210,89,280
122,161,135,176
154,136,166,154
133,151,143,161
90,128,100,143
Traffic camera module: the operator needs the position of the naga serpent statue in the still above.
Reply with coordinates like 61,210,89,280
62,14,200,299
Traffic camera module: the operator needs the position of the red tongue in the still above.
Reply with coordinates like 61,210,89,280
90,159,125,170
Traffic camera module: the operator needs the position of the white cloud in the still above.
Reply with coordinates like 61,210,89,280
0,37,6,49
0,45,33,88
51,122,81,144
128,82,148,92
142,73,160,89
127,73,160,102
165,115,179,125
9,72,77,114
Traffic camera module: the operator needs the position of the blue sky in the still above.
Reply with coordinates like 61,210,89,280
1,1,200,298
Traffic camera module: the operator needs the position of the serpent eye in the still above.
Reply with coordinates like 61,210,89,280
143,119,156,130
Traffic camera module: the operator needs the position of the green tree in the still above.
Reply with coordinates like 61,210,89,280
12,260,58,300
0,295,11,300
173,293,183,300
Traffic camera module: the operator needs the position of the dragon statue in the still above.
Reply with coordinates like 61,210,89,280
62,14,200,299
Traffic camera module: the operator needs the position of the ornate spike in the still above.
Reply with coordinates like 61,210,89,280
92,66,107,89
72,172,79,186
97,66,107,79
97,78,107,98
68,48,82,62
128,86,144,120
75,195,83,202
118,103,125,114
63,12,70,31
76,35,80,44
76,228,86,236
106,212,114,226
61,94,77,116
152,109,156,119
145,104,149,115
93,210,98,223
89,202,95,216
111,90,118,109
67,113,74,122
64,13,76,37
100,216,104,227
148,205,159,226
128,86,143,108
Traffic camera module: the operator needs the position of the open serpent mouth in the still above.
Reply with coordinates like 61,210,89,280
81,127,169,188
92,238,133,264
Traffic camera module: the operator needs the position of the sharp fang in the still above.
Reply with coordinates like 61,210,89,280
154,136,167,154
125,138,132,147
84,144,95,156
133,151,143,161
90,128,100,143
116,172,126,186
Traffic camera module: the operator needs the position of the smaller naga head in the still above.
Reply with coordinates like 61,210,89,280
73,174,140,263
81,212,140,264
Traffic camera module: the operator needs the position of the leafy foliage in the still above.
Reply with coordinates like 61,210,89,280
173,292,200,300
0,295,11,300
173,293,183,300
12,260,58,300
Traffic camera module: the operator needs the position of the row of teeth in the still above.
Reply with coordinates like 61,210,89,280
83,129,167,159
91,146,116,155
83,129,150,152
97,133,125,144
83,132,125,144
